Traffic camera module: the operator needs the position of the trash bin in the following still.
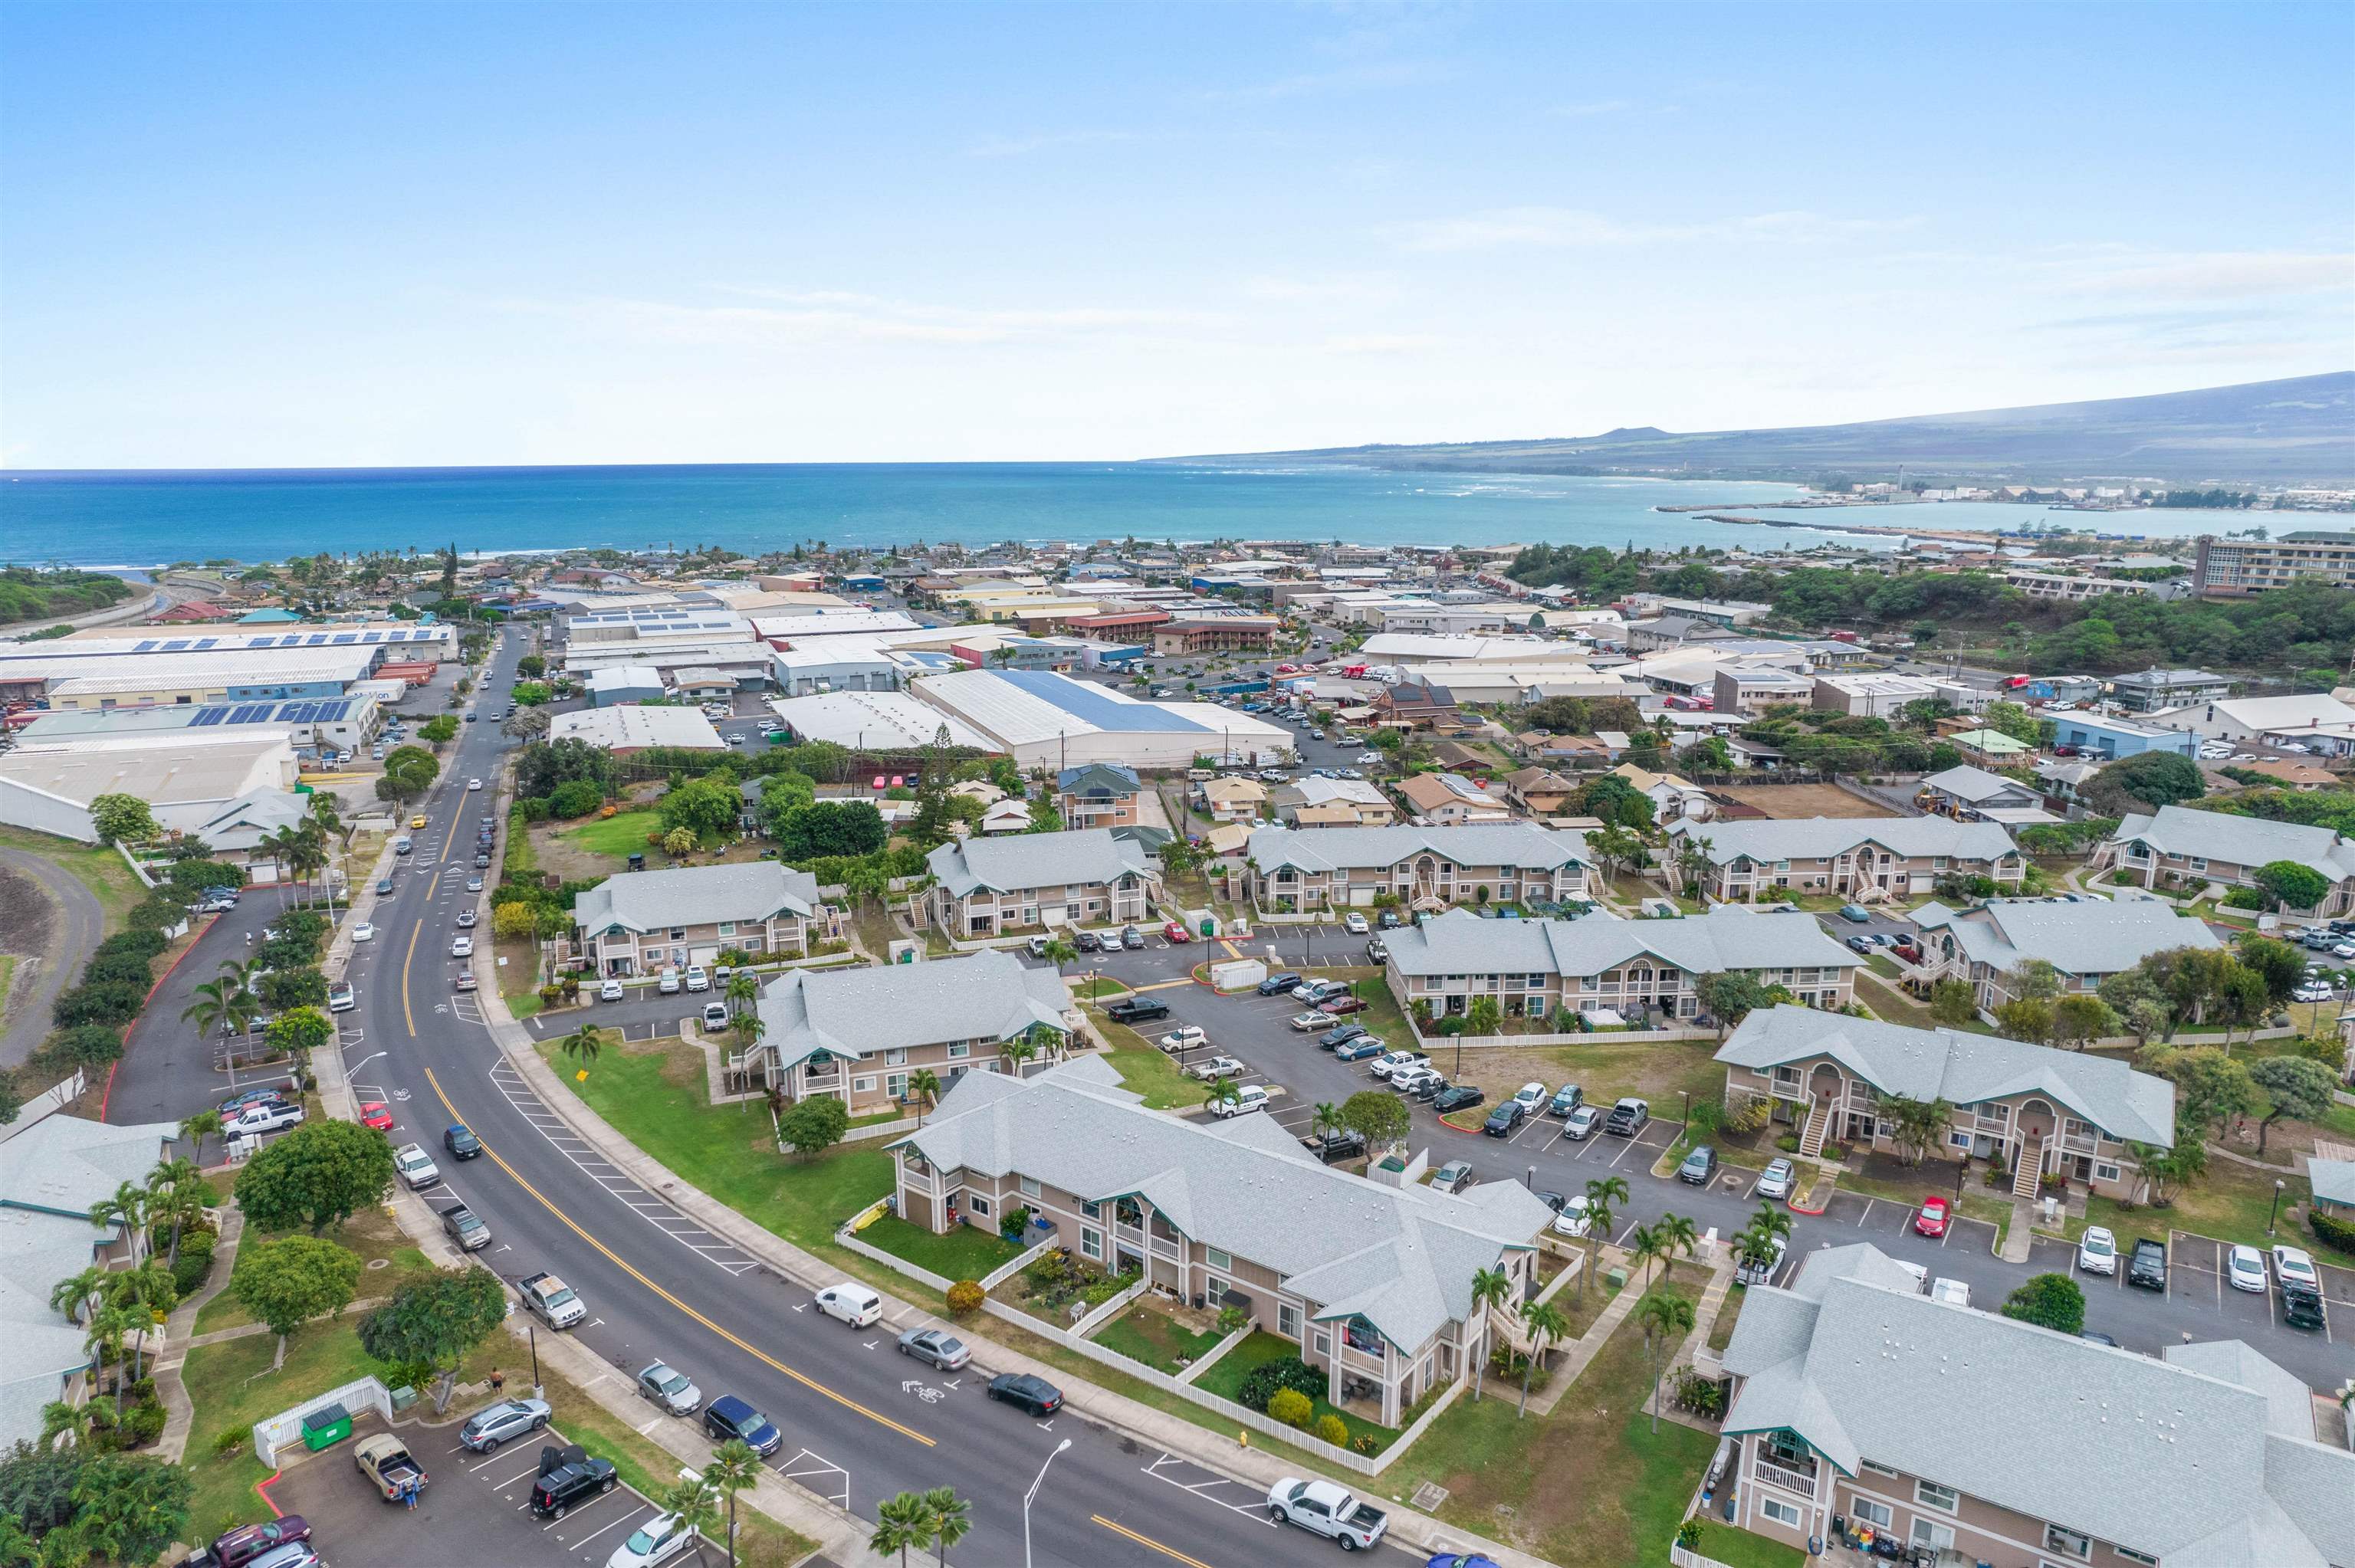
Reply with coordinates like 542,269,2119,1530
301,1402,352,1452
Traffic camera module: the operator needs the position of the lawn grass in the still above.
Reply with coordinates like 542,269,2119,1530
1090,1305,1224,1374
856,1213,1023,1281
1379,1299,1717,1567
195,1204,428,1336
1864,953,1903,979
0,954,16,1016
1190,1329,1391,1449
1687,1519,1807,1568
557,809,663,861
1706,1281,1746,1353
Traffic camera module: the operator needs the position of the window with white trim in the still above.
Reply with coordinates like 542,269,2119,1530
1205,1247,1231,1271
1914,1480,1958,1514
1909,1520,1955,1553
2114,1549,2157,1566
1850,1497,1893,1530
947,1043,970,1059
2044,1524,2091,1560
1949,1130,1972,1150
1309,1328,1329,1356
1859,1461,1900,1478
1080,1228,1102,1259
718,921,737,937
2094,1162,2121,1183
1760,1497,1802,1529
966,1193,991,1217
1020,1176,1040,1199
852,1075,876,1093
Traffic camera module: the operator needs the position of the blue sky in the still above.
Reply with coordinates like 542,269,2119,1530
3,1,2348,467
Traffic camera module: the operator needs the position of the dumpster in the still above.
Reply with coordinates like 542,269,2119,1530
301,1402,352,1452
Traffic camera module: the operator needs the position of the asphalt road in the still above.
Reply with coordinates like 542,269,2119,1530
1057,930,2352,1389
0,844,103,1070
117,630,1384,1568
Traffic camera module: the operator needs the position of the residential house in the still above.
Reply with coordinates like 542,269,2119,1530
1244,823,1591,913
743,950,1079,1114
1610,763,1713,823
1912,764,2052,826
0,1113,182,1449
887,1055,1554,1427
1395,772,1513,827
1716,1005,2173,1192
2244,758,2340,791
1057,763,1143,831
1718,1243,2352,1567
1499,768,1578,818
1384,908,1860,1024
1622,616,1736,653
2143,692,2355,756
2091,804,2355,916
1194,776,1270,824
979,798,1034,835
1270,776,1398,828
1151,615,1279,654
1946,727,2033,767
571,861,833,976
1514,731,1613,769
926,828,1160,936
1665,817,2023,904
1371,681,1460,730
2110,667,2232,713
1910,896,2221,1012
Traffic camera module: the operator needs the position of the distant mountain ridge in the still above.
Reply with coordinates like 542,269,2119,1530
1162,373,2355,487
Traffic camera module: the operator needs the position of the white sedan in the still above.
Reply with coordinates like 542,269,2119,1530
467,777,484,792
2225,1244,2268,1294
1289,1010,1334,1032
451,936,475,958
350,922,375,943
2272,1244,2321,1291
606,1511,700,1568
1342,912,1369,935
1551,1195,1594,1238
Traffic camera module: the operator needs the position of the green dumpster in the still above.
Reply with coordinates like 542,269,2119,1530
1198,918,1214,938
300,1402,352,1452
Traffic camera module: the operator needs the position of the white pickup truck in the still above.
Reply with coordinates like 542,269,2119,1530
1266,1477,1388,1550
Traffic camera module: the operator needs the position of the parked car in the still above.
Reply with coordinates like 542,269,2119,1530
1551,1196,1595,1238
2077,1225,2119,1276
1547,1083,1585,1118
1302,1128,1368,1164
636,1361,703,1416
392,1143,440,1190
895,1327,971,1370
458,1396,550,1452
1430,1160,1476,1196
1756,1157,1795,1200
1512,1081,1547,1112
1677,1145,1718,1185
441,1204,491,1251
528,1447,617,1519
353,1432,427,1501
1368,1049,1430,1081
1735,1232,1790,1288
1257,972,1304,996
2281,1277,2327,1330
455,908,477,929
701,1394,782,1456
1163,920,1192,943
520,1271,586,1328
1914,1196,1950,1238
814,1283,882,1327
1332,1038,1384,1063
1844,934,1877,954
2226,1244,2268,1293
1159,1025,1209,1055
1388,1064,1443,1096
1319,994,1370,1016
2128,1238,2168,1291
357,1100,392,1131
1321,1022,1371,1049
2273,1244,2322,1292
599,977,625,1002
605,1511,701,1568
449,935,473,958
1106,996,1170,1024
208,1518,314,1568
1343,912,1369,935
1121,925,1145,950
985,1372,1063,1415
1432,1084,1485,1115
229,1100,304,1137
1266,1478,1388,1550
1211,1084,1270,1117
1364,937,1388,963
1560,1103,1602,1140
1837,904,1871,923
1187,1055,1246,1081
1289,1010,1335,1032
1602,1097,1649,1137
1483,1101,1529,1138
657,967,681,994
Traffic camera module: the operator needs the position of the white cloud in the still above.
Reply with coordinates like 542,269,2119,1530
1239,272,1403,304
2050,250,2353,300
1388,205,1921,253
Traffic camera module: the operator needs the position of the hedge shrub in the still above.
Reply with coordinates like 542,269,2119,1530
1235,1355,1328,1413
1315,1412,1350,1448
97,928,169,963
171,1230,218,1297
54,982,146,1028
38,1024,127,1071
84,951,159,989
945,1280,984,1316
2312,1207,2355,1258
1266,1388,1313,1429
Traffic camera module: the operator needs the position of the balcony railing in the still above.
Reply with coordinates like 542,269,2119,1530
1974,1115,2011,1134
2059,1133,2099,1156
1753,1459,1818,1499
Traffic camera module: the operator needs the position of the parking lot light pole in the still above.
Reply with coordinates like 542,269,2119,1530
1023,1437,1072,1568
2268,1178,2286,1236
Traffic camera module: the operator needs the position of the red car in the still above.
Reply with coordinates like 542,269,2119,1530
210,1517,313,1568
359,1101,394,1132
1163,920,1191,943
1914,1196,1950,1238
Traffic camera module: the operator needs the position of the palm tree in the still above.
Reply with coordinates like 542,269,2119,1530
920,1487,970,1568
870,1492,931,1567
1467,1266,1512,1401
1000,1033,1040,1080
89,1181,154,1267
84,1301,136,1413
182,976,255,1046
559,1024,609,1068
702,1439,764,1568
1636,1289,1697,1435
1515,1297,1570,1418
1581,1175,1629,1302
1310,1100,1342,1153
724,970,759,1021
147,1158,209,1268
1624,1222,1664,1295
40,1398,97,1448
1204,1076,1243,1115
180,1109,223,1167
50,1265,111,1327
108,1261,179,1381
1040,937,1076,979
658,1477,719,1560
908,1068,941,1125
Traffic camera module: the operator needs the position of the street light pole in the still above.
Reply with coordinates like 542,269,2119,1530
1023,1437,1072,1568
2268,1178,2287,1236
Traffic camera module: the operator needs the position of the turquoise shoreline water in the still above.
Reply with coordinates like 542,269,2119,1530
0,462,2248,567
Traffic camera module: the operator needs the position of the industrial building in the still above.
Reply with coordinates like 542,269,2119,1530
0,733,301,843
584,664,667,707
909,668,1292,772
13,649,379,709
548,706,728,754
14,694,381,754
750,609,925,642
766,690,999,751
20,622,454,664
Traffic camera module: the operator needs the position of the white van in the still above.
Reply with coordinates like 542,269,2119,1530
813,1283,882,1328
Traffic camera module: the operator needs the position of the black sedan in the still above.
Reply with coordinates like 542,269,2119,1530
1432,1084,1486,1115
443,1123,482,1159
986,1373,1063,1416
1318,1022,1369,1049
1483,1101,1529,1137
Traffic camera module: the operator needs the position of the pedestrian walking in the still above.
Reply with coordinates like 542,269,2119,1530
488,1368,504,1396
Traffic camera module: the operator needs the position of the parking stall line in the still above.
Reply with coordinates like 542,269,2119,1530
542,1488,624,1531
569,1507,652,1549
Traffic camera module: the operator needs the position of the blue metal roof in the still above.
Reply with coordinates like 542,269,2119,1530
994,670,1208,733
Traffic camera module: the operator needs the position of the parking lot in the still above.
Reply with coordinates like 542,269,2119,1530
2018,1229,2343,1345
1818,1189,2002,1257
263,1412,677,1568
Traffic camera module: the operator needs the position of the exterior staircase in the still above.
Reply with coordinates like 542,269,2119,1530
2013,1136,2048,1201
1798,1099,1833,1159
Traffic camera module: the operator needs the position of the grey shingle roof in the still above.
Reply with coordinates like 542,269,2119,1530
1920,763,2035,803
2113,805,2355,883
1723,1243,2353,1566
1386,908,1859,980
1913,897,2220,977
927,828,1155,897
892,1058,1553,1351
2306,1156,2355,1208
1669,815,2018,867
1057,763,1139,798
573,861,822,935
754,950,1073,1072
1246,822,1588,874
1715,1005,2174,1146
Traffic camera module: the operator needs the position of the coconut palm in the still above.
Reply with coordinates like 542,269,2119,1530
107,1260,179,1380
1581,1175,1629,1302
870,1492,931,1567
181,976,255,1046
1624,1222,1665,1295
1204,1076,1242,1115
656,1476,718,1563
1040,937,1076,979
1650,1211,1699,1288
702,1439,764,1568
724,970,759,1019
179,1109,224,1167
1000,1033,1040,1079
147,1158,209,1268
88,1182,153,1268
40,1398,97,1448
50,1265,111,1327
1309,1101,1342,1152
920,1487,970,1568
1516,1297,1570,1418
1636,1289,1697,1435
908,1068,941,1125
1467,1266,1512,1402
558,1024,609,1067
84,1301,137,1413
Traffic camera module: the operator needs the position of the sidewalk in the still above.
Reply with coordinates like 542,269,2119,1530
472,973,1552,1568
1520,1251,1644,1420
151,1206,248,1463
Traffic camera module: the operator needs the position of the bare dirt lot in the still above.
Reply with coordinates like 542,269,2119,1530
1710,782,1887,819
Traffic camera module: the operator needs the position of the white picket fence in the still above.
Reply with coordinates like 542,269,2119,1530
1411,1025,1714,1048
252,1374,394,1465
980,1233,1061,1293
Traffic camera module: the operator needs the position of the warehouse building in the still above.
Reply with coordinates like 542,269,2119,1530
548,706,728,754
13,649,379,709
908,668,1292,772
585,664,667,707
764,690,998,751
0,733,300,842
21,622,455,664
14,694,381,754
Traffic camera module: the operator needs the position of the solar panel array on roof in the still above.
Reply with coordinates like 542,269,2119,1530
190,707,230,726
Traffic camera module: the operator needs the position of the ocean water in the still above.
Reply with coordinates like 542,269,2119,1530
0,462,2255,568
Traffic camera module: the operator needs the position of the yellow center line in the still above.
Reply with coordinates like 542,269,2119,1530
438,792,465,861
402,919,421,1038
420,1064,933,1448
1092,1516,1219,1568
